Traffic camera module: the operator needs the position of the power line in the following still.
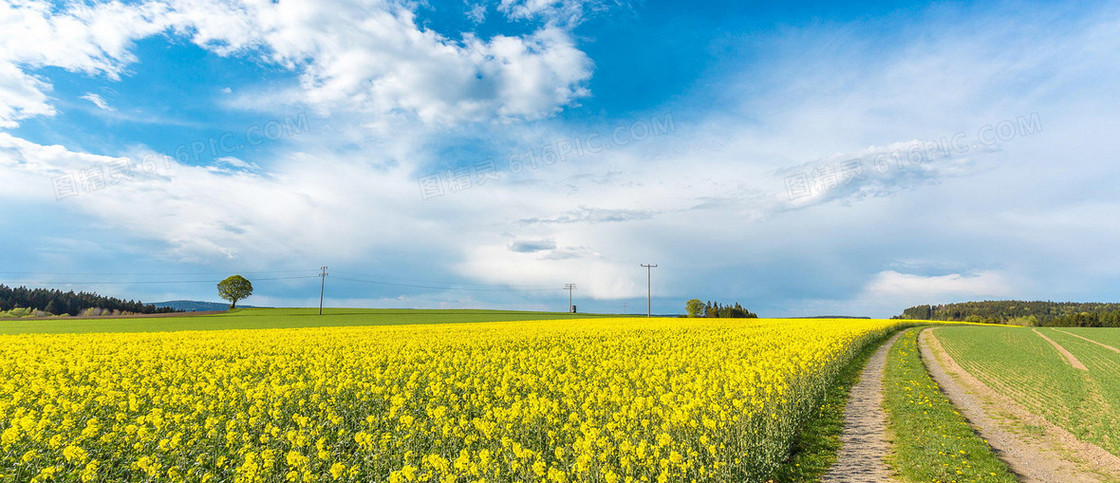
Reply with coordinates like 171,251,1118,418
332,276,561,293
1,269,561,296
0,270,313,276
0,275,319,285
331,270,558,291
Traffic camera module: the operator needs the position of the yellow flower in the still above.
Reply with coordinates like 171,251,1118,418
0,317,907,482
286,450,307,468
31,465,59,483
329,463,346,479
79,460,100,482
62,444,88,463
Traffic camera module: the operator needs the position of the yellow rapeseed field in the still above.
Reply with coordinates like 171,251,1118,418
0,318,904,482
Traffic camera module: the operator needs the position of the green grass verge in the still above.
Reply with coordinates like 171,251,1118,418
771,329,900,482
0,307,623,335
883,327,1017,482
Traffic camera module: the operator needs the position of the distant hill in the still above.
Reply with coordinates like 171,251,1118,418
150,300,263,312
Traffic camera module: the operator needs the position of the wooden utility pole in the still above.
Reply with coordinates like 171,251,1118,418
319,266,328,315
640,264,657,317
564,283,576,313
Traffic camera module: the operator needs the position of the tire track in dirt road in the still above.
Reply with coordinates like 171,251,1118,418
1053,328,1120,355
921,328,1120,482
1033,328,1088,371
821,331,904,482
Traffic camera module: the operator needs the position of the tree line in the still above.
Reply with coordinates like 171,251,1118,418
0,285,178,317
1045,310,1120,327
685,299,758,318
895,300,1120,327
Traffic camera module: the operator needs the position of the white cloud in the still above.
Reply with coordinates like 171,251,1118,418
497,0,617,26
0,132,134,200
862,270,1013,302
0,0,596,127
776,138,989,209
459,241,641,299
0,1,168,76
465,2,488,23
160,0,593,123
80,93,114,111
0,0,169,126
784,269,1020,318
0,62,53,127
0,130,521,268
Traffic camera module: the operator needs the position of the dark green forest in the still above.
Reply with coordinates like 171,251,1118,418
896,301,1120,327
0,285,178,317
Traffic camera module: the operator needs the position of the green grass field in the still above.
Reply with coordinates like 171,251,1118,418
1055,327,1120,349
0,308,622,335
883,327,1017,482
936,325,1120,456
1042,328,1120,446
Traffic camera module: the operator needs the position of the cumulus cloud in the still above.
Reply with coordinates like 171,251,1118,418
159,0,593,123
0,1,168,77
0,132,135,200
0,0,596,127
0,63,53,127
0,0,171,126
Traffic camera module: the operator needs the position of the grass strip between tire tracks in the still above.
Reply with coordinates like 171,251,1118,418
884,327,1017,482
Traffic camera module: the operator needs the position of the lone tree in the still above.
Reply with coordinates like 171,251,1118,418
217,275,253,309
685,299,704,318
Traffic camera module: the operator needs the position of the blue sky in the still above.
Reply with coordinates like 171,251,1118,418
1,0,1118,317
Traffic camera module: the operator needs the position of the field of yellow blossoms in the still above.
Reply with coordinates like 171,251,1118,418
0,317,905,482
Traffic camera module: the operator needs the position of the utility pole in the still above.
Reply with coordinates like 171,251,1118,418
564,283,576,313
319,266,328,315
621,302,629,315
641,264,657,317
